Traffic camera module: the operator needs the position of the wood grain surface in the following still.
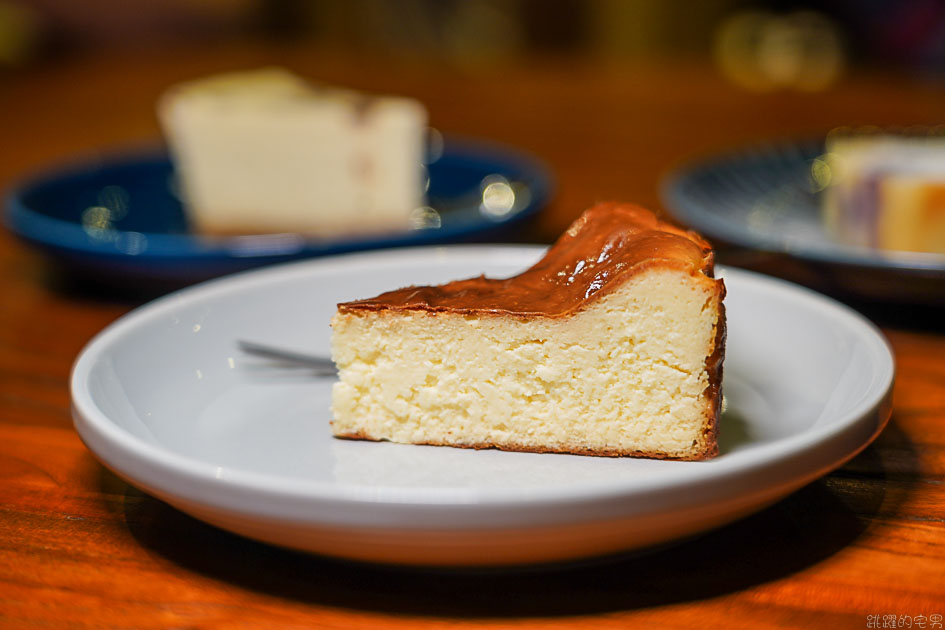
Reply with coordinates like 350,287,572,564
1,43,944,628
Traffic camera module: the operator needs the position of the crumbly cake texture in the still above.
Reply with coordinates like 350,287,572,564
330,202,726,460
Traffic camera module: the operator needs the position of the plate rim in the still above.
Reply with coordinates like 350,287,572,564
70,245,894,528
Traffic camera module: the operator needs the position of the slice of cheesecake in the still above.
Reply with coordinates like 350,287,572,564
822,132,945,254
330,203,726,460
158,67,427,237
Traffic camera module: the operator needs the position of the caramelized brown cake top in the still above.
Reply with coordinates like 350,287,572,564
338,202,715,318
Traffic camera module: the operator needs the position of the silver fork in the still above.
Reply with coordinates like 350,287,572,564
237,340,337,375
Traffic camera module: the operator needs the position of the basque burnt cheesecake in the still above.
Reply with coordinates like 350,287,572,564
330,203,726,460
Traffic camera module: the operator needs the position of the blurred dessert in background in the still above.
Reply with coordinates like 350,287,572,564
158,67,427,237
822,129,945,255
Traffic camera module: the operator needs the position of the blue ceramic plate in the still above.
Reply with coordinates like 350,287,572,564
662,140,945,301
5,138,552,284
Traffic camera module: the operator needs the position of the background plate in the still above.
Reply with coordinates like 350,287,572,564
70,246,893,566
662,140,945,303
5,138,551,285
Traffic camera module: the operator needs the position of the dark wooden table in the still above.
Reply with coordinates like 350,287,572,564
2,43,944,628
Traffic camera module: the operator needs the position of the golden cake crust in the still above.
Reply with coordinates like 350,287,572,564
338,202,716,318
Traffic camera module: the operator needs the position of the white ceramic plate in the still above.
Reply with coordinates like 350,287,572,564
71,246,894,567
